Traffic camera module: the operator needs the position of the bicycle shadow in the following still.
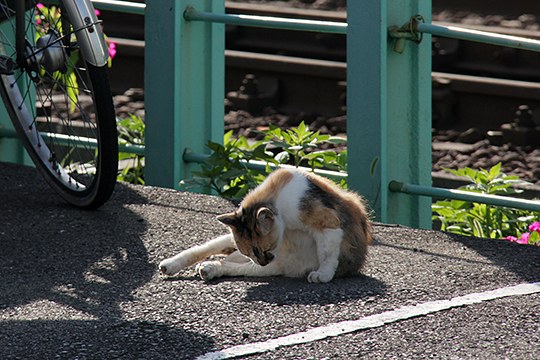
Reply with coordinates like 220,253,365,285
0,179,152,317
0,163,215,358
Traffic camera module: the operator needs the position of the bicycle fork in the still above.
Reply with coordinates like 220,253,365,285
60,0,109,67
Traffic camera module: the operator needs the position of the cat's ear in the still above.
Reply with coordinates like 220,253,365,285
217,212,240,228
256,207,274,236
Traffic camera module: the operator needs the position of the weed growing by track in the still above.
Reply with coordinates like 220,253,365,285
432,163,540,244
180,121,347,198
117,114,145,185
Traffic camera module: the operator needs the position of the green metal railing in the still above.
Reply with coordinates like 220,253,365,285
180,3,539,222
389,181,540,213
0,127,16,138
2,0,539,227
0,127,145,155
183,149,347,182
185,7,540,53
417,22,540,52
91,0,145,15
389,15,540,53
183,7,346,34
386,14,540,214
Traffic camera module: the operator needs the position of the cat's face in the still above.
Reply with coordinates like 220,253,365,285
217,206,279,266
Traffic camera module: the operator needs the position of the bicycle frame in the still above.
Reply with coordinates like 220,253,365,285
15,0,109,68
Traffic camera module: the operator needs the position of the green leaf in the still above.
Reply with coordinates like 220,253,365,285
529,231,540,245
327,136,347,145
223,130,234,144
488,162,502,180
274,151,290,164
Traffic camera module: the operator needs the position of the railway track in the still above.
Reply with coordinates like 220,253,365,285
103,1,540,78
432,0,540,18
106,2,540,129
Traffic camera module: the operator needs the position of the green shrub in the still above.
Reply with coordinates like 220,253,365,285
432,163,539,239
117,114,145,185
180,121,347,198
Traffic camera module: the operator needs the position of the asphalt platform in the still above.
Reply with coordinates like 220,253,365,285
0,162,539,359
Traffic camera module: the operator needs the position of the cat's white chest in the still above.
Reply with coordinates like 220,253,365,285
275,229,319,277
274,172,309,229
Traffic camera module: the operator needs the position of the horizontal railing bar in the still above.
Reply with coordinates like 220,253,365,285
46,0,146,15
0,128,144,155
0,127,17,138
74,3,540,56
389,181,540,212
118,143,145,155
183,149,347,181
417,22,540,53
91,0,145,15
184,7,347,34
41,132,146,155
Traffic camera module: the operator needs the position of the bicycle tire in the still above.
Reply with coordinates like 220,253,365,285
0,1,118,208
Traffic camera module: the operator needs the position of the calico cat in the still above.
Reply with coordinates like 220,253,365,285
159,168,372,283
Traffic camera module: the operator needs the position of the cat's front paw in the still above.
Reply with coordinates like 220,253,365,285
197,261,223,281
307,270,334,283
159,256,185,276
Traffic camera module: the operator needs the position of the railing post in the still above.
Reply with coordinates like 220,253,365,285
0,20,32,166
0,108,31,165
144,0,225,189
347,0,432,228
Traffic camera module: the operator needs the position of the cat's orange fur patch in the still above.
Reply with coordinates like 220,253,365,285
241,169,294,208
299,200,340,230
304,170,372,243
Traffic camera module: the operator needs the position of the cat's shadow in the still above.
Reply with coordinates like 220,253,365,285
163,272,387,306
242,275,386,306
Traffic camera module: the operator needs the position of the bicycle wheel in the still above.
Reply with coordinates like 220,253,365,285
0,1,117,208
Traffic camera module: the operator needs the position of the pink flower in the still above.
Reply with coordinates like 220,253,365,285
37,3,45,9
517,232,530,245
503,236,518,243
94,9,101,16
108,41,117,59
528,221,540,232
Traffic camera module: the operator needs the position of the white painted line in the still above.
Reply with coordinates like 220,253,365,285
197,282,540,360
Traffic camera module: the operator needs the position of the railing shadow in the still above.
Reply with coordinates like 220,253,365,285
449,233,540,282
